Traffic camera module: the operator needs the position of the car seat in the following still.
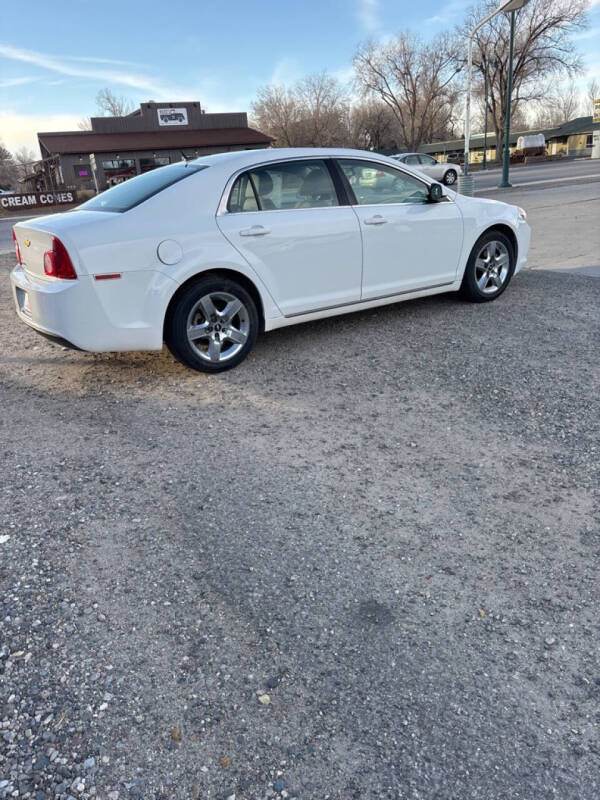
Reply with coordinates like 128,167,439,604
296,169,335,208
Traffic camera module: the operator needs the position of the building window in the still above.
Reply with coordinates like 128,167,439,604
101,159,136,186
586,134,593,148
139,156,170,173
102,159,135,171
74,164,91,178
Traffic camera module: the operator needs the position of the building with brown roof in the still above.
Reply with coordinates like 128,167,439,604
31,101,273,193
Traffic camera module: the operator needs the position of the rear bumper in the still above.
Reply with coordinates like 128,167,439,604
10,265,176,352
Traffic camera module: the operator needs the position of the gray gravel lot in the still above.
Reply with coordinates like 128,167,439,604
1,252,599,800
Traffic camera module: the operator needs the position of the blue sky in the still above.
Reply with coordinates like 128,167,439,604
1,0,599,153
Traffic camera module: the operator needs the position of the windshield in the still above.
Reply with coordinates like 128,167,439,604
78,163,207,213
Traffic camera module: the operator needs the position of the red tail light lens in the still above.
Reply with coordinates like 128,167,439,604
12,228,22,265
43,237,77,280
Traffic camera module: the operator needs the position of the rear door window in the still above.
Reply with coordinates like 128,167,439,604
228,160,339,211
228,172,259,212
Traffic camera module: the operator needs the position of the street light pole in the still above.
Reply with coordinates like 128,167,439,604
499,9,516,188
460,0,529,195
482,65,488,170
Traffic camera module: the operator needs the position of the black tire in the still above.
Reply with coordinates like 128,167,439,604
443,169,458,186
165,274,259,372
460,230,515,303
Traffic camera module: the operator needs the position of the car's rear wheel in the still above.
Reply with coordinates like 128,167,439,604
443,169,458,186
165,275,258,372
460,231,515,303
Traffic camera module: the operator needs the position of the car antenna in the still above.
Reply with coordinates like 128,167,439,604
181,151,193,162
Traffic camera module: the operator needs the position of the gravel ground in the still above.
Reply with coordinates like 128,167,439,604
1,252,599,800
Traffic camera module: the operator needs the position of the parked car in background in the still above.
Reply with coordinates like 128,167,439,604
391,153,462,186
11,147,529,373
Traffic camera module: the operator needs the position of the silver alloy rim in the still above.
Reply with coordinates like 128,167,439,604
445,170,457,184
186,291,250,362
474,240,510,294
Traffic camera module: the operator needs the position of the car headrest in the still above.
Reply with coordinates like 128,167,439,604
256,172,273,195
298,170,332,198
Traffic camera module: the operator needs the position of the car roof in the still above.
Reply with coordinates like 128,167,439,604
189,147,414,171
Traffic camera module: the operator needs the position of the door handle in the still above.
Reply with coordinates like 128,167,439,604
364,215,388,225
239,225,270,237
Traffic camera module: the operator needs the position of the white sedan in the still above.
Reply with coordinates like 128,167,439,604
391,153,462,186
11,147,530,372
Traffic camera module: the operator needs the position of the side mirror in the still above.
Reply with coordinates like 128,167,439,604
428,183,443,202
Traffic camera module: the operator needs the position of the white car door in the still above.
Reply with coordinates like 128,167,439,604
217,159,362,316
337,158,464,300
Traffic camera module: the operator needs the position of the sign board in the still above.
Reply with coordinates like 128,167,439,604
0,191,78,211
157,107,188,126
594,98,600,124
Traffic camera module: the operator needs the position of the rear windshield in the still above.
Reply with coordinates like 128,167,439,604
78,163,207,213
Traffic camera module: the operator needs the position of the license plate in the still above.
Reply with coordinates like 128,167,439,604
22,292,31,316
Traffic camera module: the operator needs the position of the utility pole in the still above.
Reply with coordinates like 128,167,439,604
499,9,517,188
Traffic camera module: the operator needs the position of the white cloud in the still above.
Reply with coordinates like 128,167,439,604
62,55,149,67
268,57,304,87
573,25,600,40
425,0,470,25
0,111,84,153
0,43,174,97
358,0,380,34
0,76,36,88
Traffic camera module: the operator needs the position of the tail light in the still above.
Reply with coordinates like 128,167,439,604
12,228,22,265
43,237,77,280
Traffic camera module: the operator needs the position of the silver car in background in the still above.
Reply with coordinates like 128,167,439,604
392,153,462,186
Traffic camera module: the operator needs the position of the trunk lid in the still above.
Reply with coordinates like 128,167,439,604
13,225,56,280
14,210,119,279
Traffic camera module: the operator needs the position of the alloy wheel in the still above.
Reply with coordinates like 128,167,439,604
474,240,510,294
186,291,250,363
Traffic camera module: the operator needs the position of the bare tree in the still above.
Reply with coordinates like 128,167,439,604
349,101,399,151
0,143,17,189
353,32,461,151
251,85,304,147
586,78,599,116
463,0,589,162
251,73,350,147
294,73,349,147
96,88,134,117
531,80,581,128
11,147,37,184
78,117,92,130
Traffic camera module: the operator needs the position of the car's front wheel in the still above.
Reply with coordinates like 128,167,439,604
460,230,515,303
165,274,259,372
443,169,458,186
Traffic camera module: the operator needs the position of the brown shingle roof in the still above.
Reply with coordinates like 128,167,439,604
38,127,273,155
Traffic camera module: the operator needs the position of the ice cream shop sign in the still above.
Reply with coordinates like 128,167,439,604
0,191,78,211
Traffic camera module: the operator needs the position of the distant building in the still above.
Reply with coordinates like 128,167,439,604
26,101,273,193
414,115,599,164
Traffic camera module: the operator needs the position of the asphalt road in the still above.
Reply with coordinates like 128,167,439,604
1,252,599,799
494,182,600,276
473,157,600,192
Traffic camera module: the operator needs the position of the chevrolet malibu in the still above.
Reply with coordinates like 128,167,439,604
11,148,530,372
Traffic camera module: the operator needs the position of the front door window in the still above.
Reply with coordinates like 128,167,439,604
338,159,429,205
